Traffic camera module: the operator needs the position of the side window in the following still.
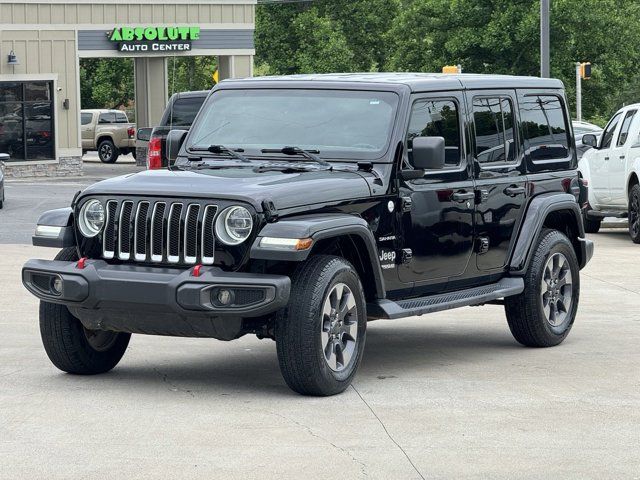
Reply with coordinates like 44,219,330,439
617,110,636,147
98,112,114,124
168,97,207,127
407,99,462,167
520,95,570,161
472,97,516,164
600,112,622,149
115,112,128,123
81,113,93,126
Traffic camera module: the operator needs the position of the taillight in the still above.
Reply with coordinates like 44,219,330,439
147,137,162,170
127,127,135,138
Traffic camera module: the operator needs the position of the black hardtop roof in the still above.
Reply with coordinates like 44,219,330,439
169,90,210,101
220,73,564,92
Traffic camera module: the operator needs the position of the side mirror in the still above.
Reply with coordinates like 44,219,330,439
166,129,188,164
412,136,445,170
136,127,153,142
582,134,598,148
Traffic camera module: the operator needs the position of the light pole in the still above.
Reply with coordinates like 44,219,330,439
576,63,582,121
540,0,550,77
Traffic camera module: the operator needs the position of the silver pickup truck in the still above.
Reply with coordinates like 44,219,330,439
81,109,136,163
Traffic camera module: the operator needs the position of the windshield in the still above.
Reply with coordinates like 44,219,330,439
186,89,399,160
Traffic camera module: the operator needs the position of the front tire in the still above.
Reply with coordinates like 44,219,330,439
629,184,640,243
276,255,367,396
98,139,119,164
504,229,580,347
39,247,130,374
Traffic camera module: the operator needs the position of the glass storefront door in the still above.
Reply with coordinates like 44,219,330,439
0,81,54,161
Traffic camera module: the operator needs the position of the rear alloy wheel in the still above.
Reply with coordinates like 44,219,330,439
505,229,580,347
276,255,366,396
629,184,640,243
98,139,119,164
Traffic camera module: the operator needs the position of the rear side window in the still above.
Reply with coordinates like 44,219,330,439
164,96,206,127
601,112,622,149
81,113,92,125
520,95,570,161
115,112,128,123
98,112,115,124
473,97,516,164
617,110,637,147
407,99,462,167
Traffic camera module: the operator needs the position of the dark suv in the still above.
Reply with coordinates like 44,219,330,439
23,74,593,396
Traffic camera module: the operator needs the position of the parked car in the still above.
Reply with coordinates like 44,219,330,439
23,73,593,396
572,120,603,159
81,109,136,163
0,153,6,209
578,104,640,241
136,91,208,169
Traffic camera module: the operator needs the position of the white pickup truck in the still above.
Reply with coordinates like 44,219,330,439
578,104,640,242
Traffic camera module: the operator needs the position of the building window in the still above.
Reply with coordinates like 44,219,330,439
0,81,54,161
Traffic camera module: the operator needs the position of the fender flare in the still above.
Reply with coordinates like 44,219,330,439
32,207,76,248
626,156,640,198
509,193,592,273
250,213,385,298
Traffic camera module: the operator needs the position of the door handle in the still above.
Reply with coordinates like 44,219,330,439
504,185,526,196
620,155,626,159
451,191,475,203
604,156,610,161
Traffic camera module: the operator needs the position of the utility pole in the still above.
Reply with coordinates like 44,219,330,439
576,63,582,121
540,0,550,77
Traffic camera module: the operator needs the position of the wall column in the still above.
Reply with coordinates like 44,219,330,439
217,55,253,80
134,57,168,128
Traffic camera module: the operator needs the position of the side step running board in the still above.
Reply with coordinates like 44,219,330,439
587,209,627,219
367,277,524,320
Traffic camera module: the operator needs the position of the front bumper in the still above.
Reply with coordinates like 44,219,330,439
22,259,290,338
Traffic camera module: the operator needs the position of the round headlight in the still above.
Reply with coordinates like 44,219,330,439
215,206,253,245
78,199,105,238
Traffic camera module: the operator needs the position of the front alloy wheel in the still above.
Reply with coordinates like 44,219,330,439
321,283,359,372
541,252,573,330
276,255,367,396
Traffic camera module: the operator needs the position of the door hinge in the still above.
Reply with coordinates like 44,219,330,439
476,237,490,255
401,196,413,213
476,189,489,204
401,248,413,264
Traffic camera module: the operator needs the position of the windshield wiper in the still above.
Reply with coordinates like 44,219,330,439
190,144,251,163
261,146,331,167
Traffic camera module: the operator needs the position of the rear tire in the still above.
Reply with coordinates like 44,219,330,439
504,229,580,347
629,184,640,244
98,139,119,164
39,247,130,374
275,255,367,396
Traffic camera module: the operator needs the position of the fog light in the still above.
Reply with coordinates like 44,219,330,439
51,276,63,295
217,289,233,306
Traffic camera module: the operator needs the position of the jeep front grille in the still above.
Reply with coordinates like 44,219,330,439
103,200,218,265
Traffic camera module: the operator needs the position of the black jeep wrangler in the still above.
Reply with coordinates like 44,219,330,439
23,74,594,396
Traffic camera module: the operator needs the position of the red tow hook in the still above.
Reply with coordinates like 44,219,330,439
76,257,88,269
192,264,203,277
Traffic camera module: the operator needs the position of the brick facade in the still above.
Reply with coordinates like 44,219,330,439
4,157,83,178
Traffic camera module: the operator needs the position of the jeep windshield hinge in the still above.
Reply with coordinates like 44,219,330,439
262,199,279,223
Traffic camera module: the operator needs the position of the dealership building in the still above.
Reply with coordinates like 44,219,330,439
0,0,256,176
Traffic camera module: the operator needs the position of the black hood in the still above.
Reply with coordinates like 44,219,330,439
80,167,372,211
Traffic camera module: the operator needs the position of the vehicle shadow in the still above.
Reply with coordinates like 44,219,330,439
51,321,522,397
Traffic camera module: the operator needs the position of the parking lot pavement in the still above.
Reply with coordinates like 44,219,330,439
0,228,638,479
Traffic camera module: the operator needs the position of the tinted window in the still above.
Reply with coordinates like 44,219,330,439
25,82,51,102
617,110,636,147
98,112,115,124
165,97,206,127
473,97,516,164
187,89,399,161
407,99,461,166
601,112,622,149
81,113,93,125
520,95,570,161
115,112,128,123
0,83,23,102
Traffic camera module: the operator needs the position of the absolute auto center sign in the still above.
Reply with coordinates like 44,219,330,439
109,26,200,52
